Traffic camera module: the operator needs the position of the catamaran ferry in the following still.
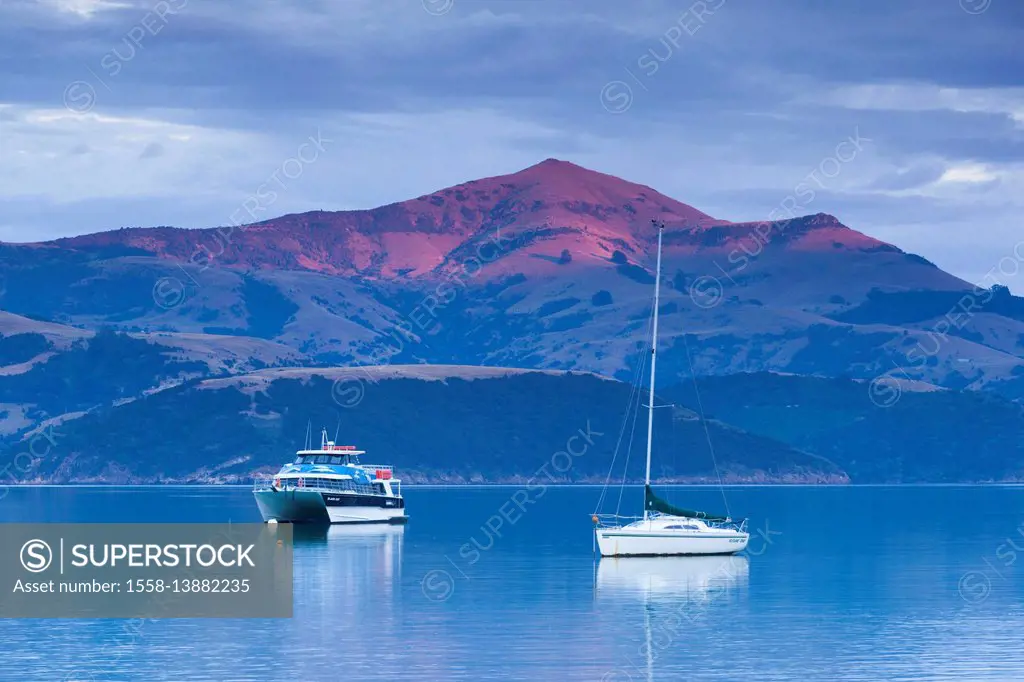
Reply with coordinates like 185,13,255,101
253,429,407,525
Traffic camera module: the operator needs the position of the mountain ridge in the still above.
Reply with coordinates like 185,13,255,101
1,365,849,484
2,158,1023,482
6,159,907,283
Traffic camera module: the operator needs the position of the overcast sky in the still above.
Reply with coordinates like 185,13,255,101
1,0,1022,291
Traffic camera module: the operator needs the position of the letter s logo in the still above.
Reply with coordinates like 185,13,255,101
21,539,53,573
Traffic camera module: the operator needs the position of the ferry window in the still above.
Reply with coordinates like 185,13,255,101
314,455,328,464
329,456,343,465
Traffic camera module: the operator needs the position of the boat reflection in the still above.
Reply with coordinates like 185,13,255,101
288,523,405,601
596,555,749,601
596,556,750,682
291,522,406,546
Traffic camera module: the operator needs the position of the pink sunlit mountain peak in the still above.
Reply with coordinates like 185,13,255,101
45,159,894,279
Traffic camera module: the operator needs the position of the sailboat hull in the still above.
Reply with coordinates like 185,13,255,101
596,527,749,557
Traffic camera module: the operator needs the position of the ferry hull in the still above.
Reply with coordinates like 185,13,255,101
596,528,748,557
254,489,407,525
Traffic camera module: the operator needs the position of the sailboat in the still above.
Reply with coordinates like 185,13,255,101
593,221,750,557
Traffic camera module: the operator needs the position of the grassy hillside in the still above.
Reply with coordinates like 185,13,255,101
663,373,1024,482
0,329,208,418
1,368,839,484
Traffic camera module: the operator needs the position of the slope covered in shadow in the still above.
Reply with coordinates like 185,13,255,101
4,368,840,484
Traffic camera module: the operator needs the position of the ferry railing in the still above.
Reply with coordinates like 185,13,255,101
357,464,393,473
253,475,275,492
252,476,386,497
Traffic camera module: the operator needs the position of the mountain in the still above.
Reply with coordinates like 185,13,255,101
10,363,1024,484
2,158,1023,481
664,373,1024,483
4,160,1020,386
12,366,845,484
48,158,729,279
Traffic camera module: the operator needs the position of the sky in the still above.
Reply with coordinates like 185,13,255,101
0,0,1022,292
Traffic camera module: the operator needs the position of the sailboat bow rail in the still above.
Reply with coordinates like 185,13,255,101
592,512,748,532
592,513,644,526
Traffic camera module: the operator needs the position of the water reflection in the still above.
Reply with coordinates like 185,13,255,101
596,556,750,682
596,555,749,600
293,523,404,598
5,486,1024,681
292,522,406,546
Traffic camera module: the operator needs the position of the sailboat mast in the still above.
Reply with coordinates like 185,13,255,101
643,221,665,521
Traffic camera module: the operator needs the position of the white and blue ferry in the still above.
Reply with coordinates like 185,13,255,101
253,429,407,524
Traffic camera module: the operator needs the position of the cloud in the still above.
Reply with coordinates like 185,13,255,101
138,141,164,159
937,163,1000,184
806,84,1024,128
42,0,134,19
0,0,1021,293
865,161,949,192
0,105,262,205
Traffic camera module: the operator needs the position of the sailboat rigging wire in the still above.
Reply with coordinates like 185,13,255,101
615,369,645,517
615,307,655,517
593,338,648,514
680,331,732,519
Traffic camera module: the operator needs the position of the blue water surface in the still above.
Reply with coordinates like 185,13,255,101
1,485,1023,681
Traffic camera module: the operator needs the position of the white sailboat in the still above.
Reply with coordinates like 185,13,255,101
593,221,749,557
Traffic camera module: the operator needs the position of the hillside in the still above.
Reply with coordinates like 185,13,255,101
664,373,1024,483
7,367,843,484
1,158,1023,483
1,159,1020,396
7,361,1024,484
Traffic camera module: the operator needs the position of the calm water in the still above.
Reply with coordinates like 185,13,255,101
1,485,1023,681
